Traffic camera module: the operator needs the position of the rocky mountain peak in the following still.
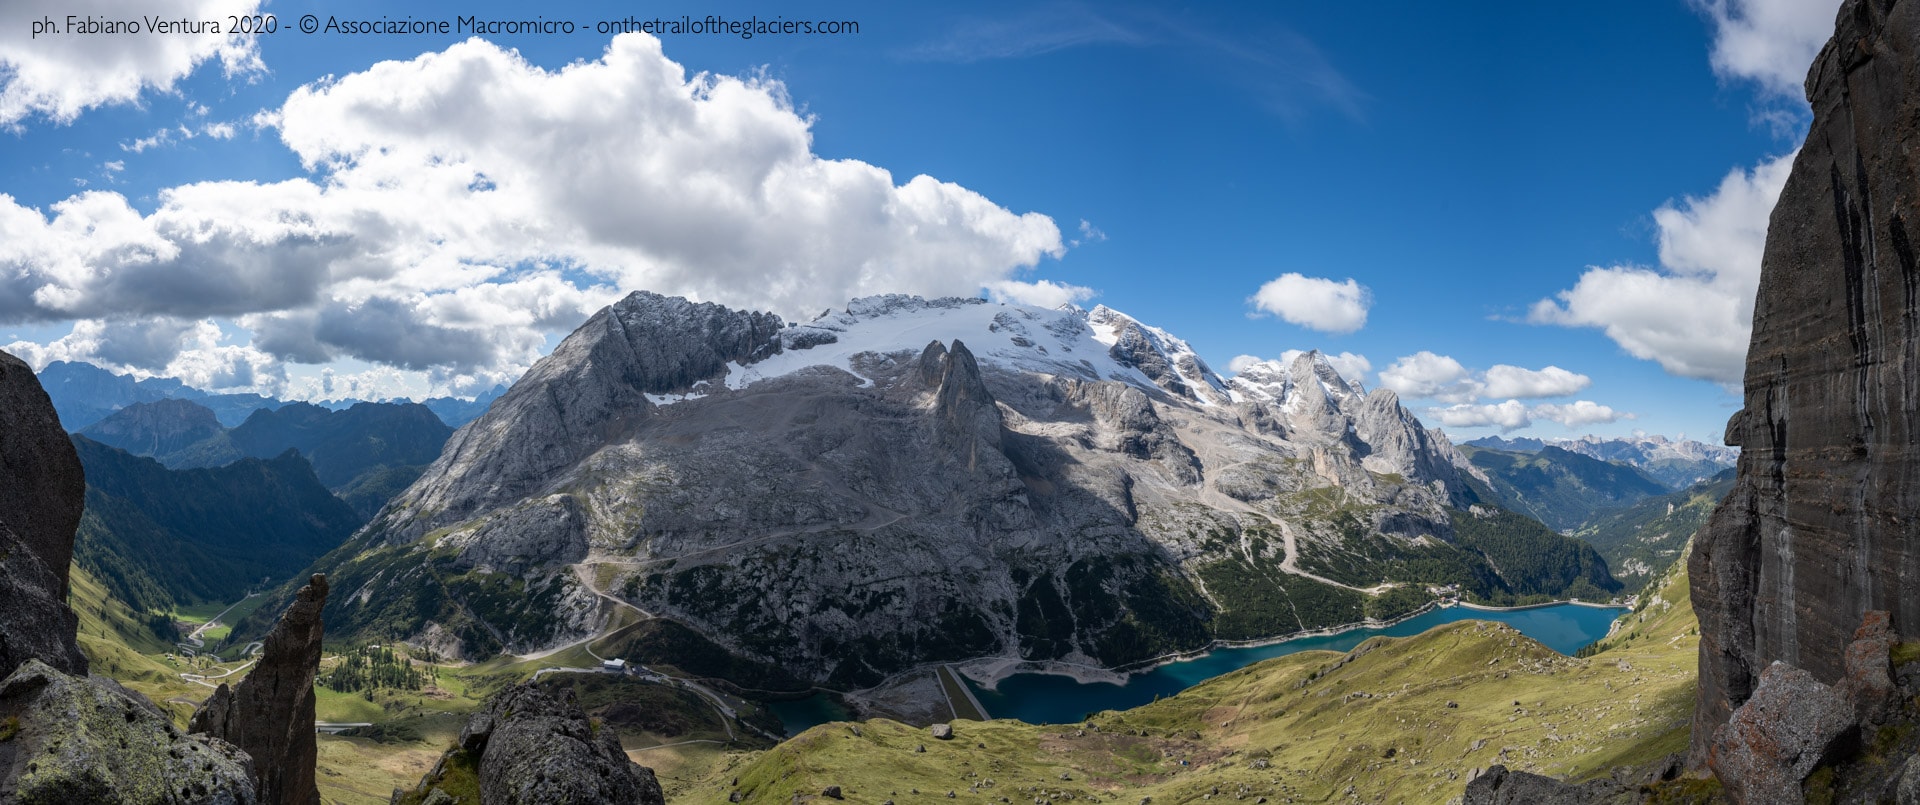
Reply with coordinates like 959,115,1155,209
1226,350,1364,411
598,290,788,394
914,339,950,386
934,339,1004,450
324,289,1497,682
1086,304,1230,406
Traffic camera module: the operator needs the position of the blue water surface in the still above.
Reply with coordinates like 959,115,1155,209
966,603,1625,726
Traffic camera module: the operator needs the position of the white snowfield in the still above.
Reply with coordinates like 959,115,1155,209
650,294,1358,415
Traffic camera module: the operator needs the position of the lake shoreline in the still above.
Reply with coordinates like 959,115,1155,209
955,597,1628,692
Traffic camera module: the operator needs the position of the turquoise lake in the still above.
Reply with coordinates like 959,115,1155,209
969,603,1626,726
770,602,1624,735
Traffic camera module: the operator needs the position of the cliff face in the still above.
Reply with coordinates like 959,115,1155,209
1689,0,1920,763
191,575,329,805
0,350,89,677
0,348,258,802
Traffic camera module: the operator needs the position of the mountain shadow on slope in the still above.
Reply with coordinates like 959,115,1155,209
225,401,452,488
70,436,361,628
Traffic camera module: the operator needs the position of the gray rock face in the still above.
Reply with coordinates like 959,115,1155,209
455,683,663,805
1839,610,1897,723
380,291,785,544
1087,305,1228,405
1354,388,1475,507
1689,0,1920,763
0,659,257,804
191,575,327,805
0,350,88,678
1898,754,1920,805
1460,765,1637,805
1707,661,1856,804
328,294,1487,682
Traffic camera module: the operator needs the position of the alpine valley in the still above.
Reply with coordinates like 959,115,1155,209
237,293,1625,695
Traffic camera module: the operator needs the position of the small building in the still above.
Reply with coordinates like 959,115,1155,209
600,658,627,672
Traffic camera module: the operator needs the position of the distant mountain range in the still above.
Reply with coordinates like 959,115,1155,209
1458,445,1672,533
80,398,454,520
1465,434,1736,489
33,360,506,431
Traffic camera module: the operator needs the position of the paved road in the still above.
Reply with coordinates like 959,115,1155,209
180,658,257,689
1276,521,1397,595
176,594,259,655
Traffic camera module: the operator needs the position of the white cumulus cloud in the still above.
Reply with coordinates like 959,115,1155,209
1533,401,1634,429
0,0,264,126
1481,364,1591,398
0,33,1076,399
1531,153,1793,386
1691,0,1842,100
1380,352,1596,406
1247,273,1370,334
1428,400,1533,432
1425,398,1633,433
1378,351,1474,402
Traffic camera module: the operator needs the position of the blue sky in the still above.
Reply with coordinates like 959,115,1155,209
0,0,1839,440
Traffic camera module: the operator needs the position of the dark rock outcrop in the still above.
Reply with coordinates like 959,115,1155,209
1689,0,1920,763
1839,609,1898,722
0,350,89,678
191,575,328,805
400,682,663,805
0,659,257,804
1460,765,1638,805
933,340,1005,452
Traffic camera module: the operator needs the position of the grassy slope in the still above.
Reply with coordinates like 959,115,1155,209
68,564,217,725
685,560,1700,804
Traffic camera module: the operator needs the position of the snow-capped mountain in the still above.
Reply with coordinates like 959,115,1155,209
294,292,1613,688
1467,433,1737,489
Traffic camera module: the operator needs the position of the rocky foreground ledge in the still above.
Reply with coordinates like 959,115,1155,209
394,681,664,805
1462,611,1920,803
